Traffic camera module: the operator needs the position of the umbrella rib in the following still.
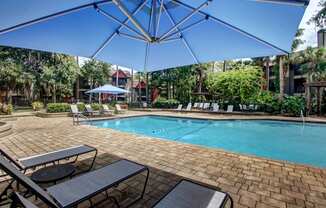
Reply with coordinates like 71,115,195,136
91,0,149,58
117,31,148,42
95,6,148,40
159,0,212,41
163,4,199,64
160,17,208,41
155,0,164,38
0,0,112,36
172,0,290,54
112,0,152,42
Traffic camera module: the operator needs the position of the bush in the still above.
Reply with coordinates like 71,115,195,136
1,104,13,115
282,96,305,116
77,103,85,111
90,103,102,111
47,103,70,113
153,97,180,108
32,101,44,111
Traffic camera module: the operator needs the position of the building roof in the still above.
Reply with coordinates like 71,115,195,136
133,80,146,89
111,69,131,78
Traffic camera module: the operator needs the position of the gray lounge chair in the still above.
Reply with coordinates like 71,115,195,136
10,192,38,208
1,157,149,208
0,145,97,202
152,179,233,208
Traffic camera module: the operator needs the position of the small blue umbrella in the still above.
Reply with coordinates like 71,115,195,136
86,84,129,94
86,84,129,103
0,0,309,71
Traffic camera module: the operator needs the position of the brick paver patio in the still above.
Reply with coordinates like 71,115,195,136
1,111,326,208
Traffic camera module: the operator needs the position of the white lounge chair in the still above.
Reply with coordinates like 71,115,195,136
203,103,210,110
198,103,204,109
115,104,126,114
227,105,234,113
101,104,114,116
194,103,199,108
85,104,100,116
212,103,219,112
185,103,192,111
176,104,182,111
70,105,89,125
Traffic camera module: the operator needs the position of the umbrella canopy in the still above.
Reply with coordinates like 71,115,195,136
86,84,129,94
0,0,309,71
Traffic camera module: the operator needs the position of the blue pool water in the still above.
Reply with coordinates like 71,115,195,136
90,116,326,168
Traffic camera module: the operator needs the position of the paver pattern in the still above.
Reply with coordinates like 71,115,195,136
1,111,326,208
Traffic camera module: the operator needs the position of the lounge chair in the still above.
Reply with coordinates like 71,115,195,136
193,103,199,108
203,103,210,110
212,103,219,112
85,104,100,116
142,102,148,108
227,105,234,113
115,104,126,114
198,103,204,109
11,192,38,208
101,104,114,116
176,104,182,111
1,157,149,208
0,145,97,203
152,179,233,208
70,105,88,125
185,103,192,111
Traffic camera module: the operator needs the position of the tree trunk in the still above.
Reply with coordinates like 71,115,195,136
131,68,134,102
52,85,56,103
76,56,80,102
306,72,312,114
279,56,285,100
266,58,270,91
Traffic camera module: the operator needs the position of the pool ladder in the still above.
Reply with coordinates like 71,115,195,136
300,110,305,125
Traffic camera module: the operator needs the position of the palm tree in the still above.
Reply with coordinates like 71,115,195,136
297,47,326,113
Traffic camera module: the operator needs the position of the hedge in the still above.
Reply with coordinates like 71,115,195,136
46,103,115,113
153,97,180,108
47,103,70,113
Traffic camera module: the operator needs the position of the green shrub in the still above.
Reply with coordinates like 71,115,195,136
90,103,102,111
77,103,85,111
153,97,180,108
32,101,44,111
1,104,13,115
47,103,70,113
282,96,305,116
265,96,282,114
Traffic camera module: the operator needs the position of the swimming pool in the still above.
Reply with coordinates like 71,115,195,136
90,116,326,168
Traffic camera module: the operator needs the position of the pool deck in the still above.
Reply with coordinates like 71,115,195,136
1,111,326,208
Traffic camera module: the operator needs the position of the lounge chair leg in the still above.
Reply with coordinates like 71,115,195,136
88,149,98,171
0,180,14,205
124,168,149,208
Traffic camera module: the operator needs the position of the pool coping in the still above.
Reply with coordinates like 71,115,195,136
84,113,326,124
84,112,326,170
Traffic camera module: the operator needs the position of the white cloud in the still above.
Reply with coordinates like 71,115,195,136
297,0,322,50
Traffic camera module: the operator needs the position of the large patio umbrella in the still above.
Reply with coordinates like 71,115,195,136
0,0,309,71
86,84,129,103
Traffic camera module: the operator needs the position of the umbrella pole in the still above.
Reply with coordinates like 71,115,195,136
99,92,101,104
